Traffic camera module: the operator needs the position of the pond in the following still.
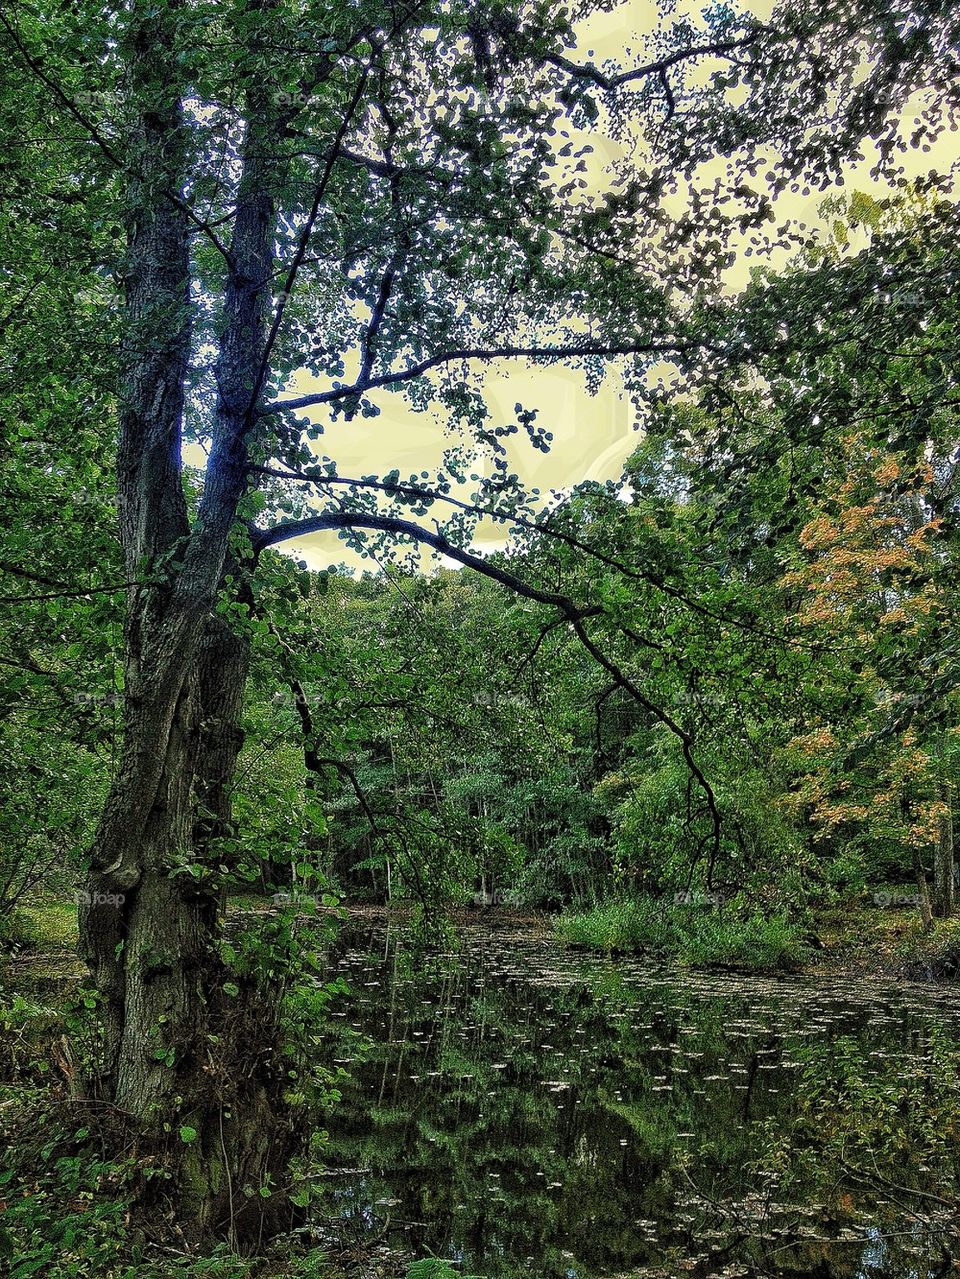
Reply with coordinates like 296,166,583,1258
315,913,960,1278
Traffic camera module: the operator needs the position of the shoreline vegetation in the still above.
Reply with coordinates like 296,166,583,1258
6,892,960,983
554,893,960,980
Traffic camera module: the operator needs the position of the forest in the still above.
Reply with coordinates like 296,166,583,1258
1,0,960,1275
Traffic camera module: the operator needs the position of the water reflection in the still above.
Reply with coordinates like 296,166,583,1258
316,915,960,1277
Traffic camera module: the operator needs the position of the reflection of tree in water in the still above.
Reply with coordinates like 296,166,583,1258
317,922,960,1277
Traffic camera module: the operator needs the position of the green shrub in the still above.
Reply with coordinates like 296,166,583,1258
553,897,675,951
679,907,807,970
0,1093,333,1277
0,907,44,950
554,896,807,971
0,1105,138,1279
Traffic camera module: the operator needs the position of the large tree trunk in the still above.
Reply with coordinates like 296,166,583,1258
75,0,296,1243
79,617,299,1244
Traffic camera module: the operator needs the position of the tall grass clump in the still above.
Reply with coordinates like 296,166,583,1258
553,898,675,952
554,896,807,971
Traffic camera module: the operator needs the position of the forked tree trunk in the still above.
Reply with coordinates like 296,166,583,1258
74,0,298,1242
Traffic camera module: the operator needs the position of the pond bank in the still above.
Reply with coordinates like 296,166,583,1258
326,898,960,984
6,894,960,987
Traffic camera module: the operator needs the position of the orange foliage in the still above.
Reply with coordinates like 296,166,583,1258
778,432,951,851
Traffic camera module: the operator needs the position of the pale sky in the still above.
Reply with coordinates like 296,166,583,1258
252,0,956,572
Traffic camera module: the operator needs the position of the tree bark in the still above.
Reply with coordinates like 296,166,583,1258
79,610,302,1239
74,0,298,1243
912,846,935,932
933,779,954,919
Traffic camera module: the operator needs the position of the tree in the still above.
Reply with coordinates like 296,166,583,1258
2,0,957,1242
779,431,959,917
0,20,123,936
646,191,960,910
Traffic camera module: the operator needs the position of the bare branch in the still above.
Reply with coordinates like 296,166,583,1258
0,560,142,605
0,582,137,606
248,64,372,420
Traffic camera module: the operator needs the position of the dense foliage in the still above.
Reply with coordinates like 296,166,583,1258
2,0,960,1270
224,195,960,939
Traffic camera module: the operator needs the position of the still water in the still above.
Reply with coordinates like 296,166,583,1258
315,914,960,1278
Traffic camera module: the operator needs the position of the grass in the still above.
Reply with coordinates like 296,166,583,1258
18,900,79,949
554,898,669,951
555,887,960,978
554,896,808,971
0,898,79,951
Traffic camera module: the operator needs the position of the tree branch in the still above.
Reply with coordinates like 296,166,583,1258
251,509,602,620
247,465,794,644
545,34,762,91
260,338,705,414
248,64,372,421
0,560,142,606
569,616,723,869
